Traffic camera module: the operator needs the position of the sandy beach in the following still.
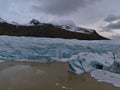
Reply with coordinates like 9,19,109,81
0,61,119,90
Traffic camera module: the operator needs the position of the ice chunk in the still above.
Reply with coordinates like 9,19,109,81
91,70,120,87
107,60,120,73
68,52,115,74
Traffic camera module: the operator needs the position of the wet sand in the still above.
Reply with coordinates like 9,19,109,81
0,61,119,90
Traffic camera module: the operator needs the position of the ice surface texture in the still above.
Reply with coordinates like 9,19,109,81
0,36,119,62
68,52,119,74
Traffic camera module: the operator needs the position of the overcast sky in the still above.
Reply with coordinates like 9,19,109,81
0,0,120,39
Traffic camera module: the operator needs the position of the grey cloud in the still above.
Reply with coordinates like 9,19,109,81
104,15,120,22
103,21,120,30
32,0,100,15
51,20,76,26
110,34,120,39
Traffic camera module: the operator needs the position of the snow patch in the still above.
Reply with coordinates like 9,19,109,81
60,25,94,34
0,18,6,23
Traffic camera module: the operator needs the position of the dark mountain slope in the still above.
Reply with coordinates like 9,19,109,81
0,19,108,40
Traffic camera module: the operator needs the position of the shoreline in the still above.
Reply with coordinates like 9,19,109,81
0,61,119,90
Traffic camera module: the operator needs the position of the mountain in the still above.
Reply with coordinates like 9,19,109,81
0,17,7,23
0,18,108,40
29,19,41,25
59,25,95,34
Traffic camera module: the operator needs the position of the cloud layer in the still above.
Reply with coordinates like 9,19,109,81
104,21,120,30
32,0,100,15
104,15,120,22
103,15,120,30
0,0,101,23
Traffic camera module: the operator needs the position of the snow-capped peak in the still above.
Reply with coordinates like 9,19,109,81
59,24,95,34
0,17,7,23
29,19,41,25
10,21,20,26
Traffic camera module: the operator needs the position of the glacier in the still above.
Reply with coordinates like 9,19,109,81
0,36,119,62
0,36,120,87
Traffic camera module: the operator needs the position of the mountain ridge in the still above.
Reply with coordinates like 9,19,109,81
0,18,108,40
